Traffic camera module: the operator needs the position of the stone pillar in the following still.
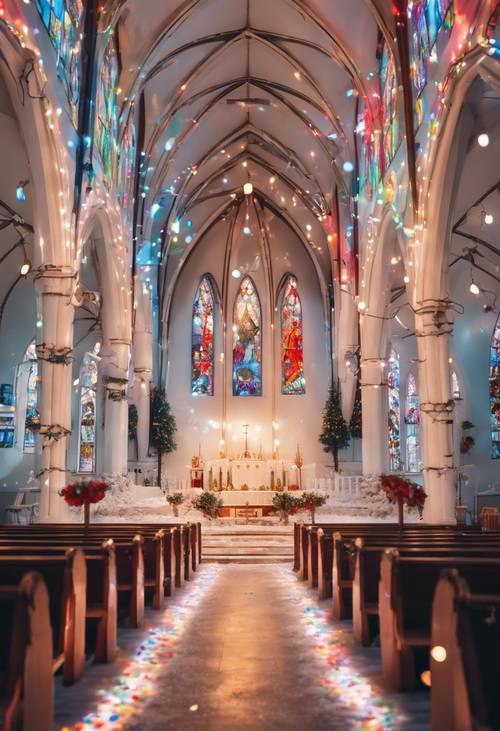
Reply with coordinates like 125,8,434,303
100,340,131,475
36,270,74,522
416,306,455,524
360,359,389,475
336,287,358,421
133,287,153,462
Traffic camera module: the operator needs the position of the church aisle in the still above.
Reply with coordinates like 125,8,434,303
56,565,429,731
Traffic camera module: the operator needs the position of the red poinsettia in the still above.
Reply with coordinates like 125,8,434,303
380,474,427,515
59,480,108,507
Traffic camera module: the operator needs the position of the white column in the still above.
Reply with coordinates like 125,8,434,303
336,287,359,421
360,359,389,475
37,271,74,522
416,307,455,524
100,340,131,475
133,287,153,462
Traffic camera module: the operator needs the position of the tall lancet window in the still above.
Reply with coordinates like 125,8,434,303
451,370,461,401
388,348,401,471
405,373,421,472
23,341,39,453
490,315,500,459
191,276,215,396
78,343,100,472
281,277,305,394
232,277,262,396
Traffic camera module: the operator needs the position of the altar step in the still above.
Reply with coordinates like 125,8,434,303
202,528,294,564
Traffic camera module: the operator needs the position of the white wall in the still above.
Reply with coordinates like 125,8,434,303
164,211,331,482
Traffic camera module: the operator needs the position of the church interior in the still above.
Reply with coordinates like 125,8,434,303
0,0,499,729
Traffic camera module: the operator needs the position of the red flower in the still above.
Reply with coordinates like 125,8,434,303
59,480,108,507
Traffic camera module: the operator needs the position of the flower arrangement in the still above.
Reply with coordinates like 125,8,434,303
380,474,427,521
288,483,300,492
59,479,109,527
191,490,222,519
272,492,300,525
297,491,327,524
166,491,184,517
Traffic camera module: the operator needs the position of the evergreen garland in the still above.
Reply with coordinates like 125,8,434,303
319,383,350,471
150,388,177,486
349,382,362,439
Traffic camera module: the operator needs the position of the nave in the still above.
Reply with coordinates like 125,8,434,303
55,564,428,731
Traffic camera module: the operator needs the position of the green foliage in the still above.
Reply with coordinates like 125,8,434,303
166,492,184,506
319,384,350,470
297,492,327,510
128,404,138,441
150,388,177,455
272,492,299,513
191,491,222,519
349,382,362,439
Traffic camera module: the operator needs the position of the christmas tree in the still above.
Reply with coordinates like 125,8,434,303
349,382,362,439
319,383,350,471
150,388,177,487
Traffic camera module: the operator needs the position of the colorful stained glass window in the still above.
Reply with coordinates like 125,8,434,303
281,278,305,395
96,33,119,189
34,0,83,126
232,277,262,396
191,277,215,396
425,0,454,47
388,348,401,471
118,116,136,213
23,341,39,453
78,343,100,472
357,99,381,200
490,316,500,459
405,373,421,473
409,0,429,100
379,42,400,169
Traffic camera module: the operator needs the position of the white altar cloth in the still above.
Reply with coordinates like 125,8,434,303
203,458,287,490
211,490,304,506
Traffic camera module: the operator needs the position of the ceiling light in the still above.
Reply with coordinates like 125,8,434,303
242,161,248,168
477,132,490,147
20,258,31,276
469,281,480,295
243,226,251,235
343,161,354,173
357,301,367,311
231,269,241,279
484,212,493,225
222,177,228,184
243,182,253,195
390,256,398,265
403,274,410,283
269,176,275,184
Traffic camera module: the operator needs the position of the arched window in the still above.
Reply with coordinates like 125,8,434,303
281,277,305,395
78,343,100,472
23,341,39,453
451,370,461,401
387,348,401,471
490,316,500,460
191,276,215,396
232,277,262,396
405,373,421,473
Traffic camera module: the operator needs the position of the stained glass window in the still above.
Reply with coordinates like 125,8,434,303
379,42,400,169
192,277,215,396
96,33,119,189
34,0,83,126
281,278,305,395
232,277,262,396
357,99,381,200
78,343,100,472
405,373,421,473
23,341,39,453
490,316,500,459
409,0,429,100
388,348,401,471
425,0,454,48
451,370,461,400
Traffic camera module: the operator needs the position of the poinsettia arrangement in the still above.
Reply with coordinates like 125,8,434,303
59,479,109,507
380,474,427,516
297,491,327,525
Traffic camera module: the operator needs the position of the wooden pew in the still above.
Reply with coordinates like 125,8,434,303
0,572,53,731
0,550,85,686
379,550,500,691
431,569,500,731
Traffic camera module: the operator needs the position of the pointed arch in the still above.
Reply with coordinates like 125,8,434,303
191,275,216,396
280,276,305,395
22,340,39,453
232,276,262,397
490,315,500,460
405,372,421,473
387,347,401,471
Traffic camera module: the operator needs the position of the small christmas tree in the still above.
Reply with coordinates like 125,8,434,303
150,388,177,487
319,383,350,472
349,382,362,439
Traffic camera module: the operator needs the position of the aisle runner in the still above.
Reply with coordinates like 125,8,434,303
276,567,406,731
68,565,220,731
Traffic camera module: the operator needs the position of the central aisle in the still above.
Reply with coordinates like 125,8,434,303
56,565,429,731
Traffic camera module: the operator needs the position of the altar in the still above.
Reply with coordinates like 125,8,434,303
203,458,289,491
